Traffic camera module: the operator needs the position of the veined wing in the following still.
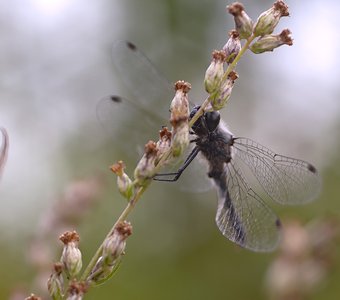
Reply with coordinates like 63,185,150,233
96,95,167,158
99,41,212,191
97,40,174,157
111,40,174,120
215,161,281,252
233,138,321,205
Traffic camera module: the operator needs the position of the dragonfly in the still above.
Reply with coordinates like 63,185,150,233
98,40,321,252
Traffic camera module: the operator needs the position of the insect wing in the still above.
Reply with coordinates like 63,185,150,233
96,95,167,159
111,40,174,120
215,161,281,252
233,138,321,205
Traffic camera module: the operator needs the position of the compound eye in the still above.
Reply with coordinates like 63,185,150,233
205,111,220,132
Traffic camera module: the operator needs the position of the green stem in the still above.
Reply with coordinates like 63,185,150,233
221,35,255,83
80,185,148,282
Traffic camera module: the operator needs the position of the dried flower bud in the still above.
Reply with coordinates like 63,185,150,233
223,30,241,64
204,51,226,94
110,161,133,199
155,127,172,164
59,231,82,278
102,221,132,266
134,141,158,184
253,0,289,37
250,29,293,54
66,280,88,300
227,2,253,39
47,262,64,299
170,81,191,157
211,71,238,110
87,222,132,285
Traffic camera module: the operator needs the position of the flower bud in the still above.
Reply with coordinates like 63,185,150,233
87,222,132,285
227,2,253,39
155,127,172,164
204,51,226,94
102,221,132,266
211,71,238,110
110,161,133,200
253,0,289,37
250,29,293,54
47,262,64,299
170,81,191,157
59,231,82,278
66,280,88,300
134,141,158,185
223,30,241,64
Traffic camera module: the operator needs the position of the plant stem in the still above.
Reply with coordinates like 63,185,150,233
80,33,256,285
80,185,148,282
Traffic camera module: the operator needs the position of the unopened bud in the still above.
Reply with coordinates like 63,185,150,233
253,0,289,37
170,81,191,157
227,2,253,39
66,280,88,300
134,141,158,184
170,81,191,119
223,30,241,64
155,127,172,164
59,231,82,278
102,221,132,266
87,222,132,285
250,29,293,53
211,71,238,110
47,262,64,299
204,51,226,94
110,161,133,199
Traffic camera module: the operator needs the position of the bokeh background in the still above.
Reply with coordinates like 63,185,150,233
1,0,340,299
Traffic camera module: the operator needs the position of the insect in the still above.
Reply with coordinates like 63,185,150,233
98,40,321,252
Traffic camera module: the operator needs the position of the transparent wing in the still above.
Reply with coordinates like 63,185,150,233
233,138,321,205
96,95,167,158
98,40,211,191
111,40,174,120
215,161,281,252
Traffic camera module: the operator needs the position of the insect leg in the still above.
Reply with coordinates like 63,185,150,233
153,147,200,182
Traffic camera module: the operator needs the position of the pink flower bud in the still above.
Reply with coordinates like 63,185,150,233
211,71,238,110
59,231,82,278
170,81,191,157
223,30,241,64
134,141,158,184
111,161,133,199
227,2,253,39
204,51,226,94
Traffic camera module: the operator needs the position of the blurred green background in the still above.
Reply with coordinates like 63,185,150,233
1,0,340,299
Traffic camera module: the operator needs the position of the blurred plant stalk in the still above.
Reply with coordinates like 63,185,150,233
265,218,340,300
